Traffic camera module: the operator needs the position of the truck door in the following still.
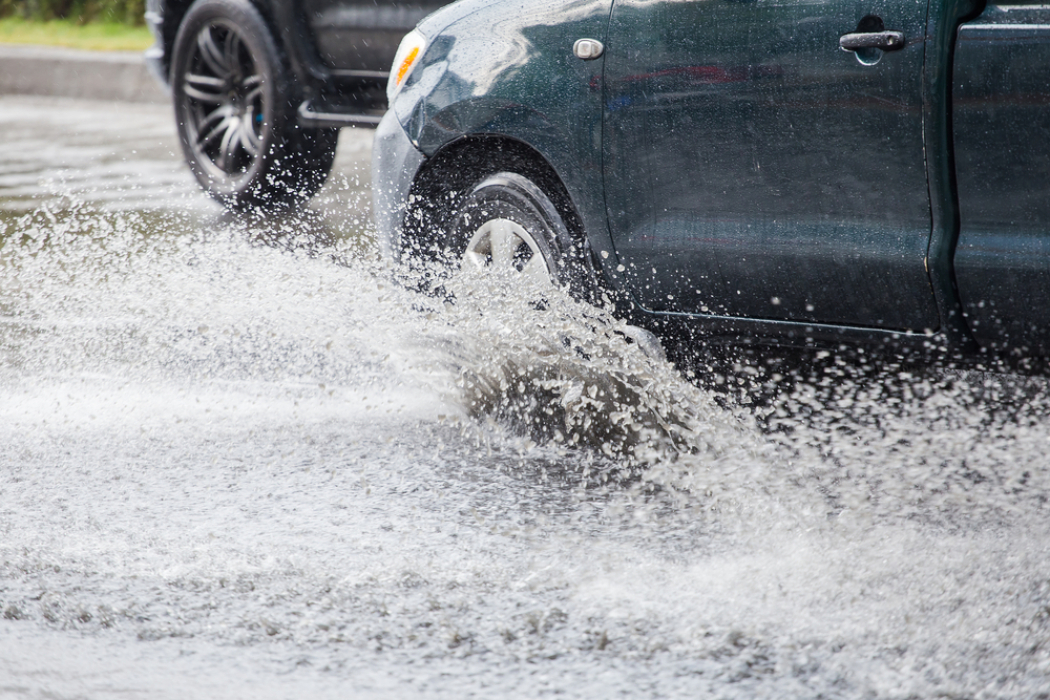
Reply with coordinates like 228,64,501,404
602,0,939,331
953,2,1050,356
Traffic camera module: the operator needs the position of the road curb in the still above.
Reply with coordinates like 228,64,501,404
0,44,168,104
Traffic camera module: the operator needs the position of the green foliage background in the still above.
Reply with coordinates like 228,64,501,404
0,0,145,25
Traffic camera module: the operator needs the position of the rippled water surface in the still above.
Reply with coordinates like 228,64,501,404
2,96,1050,699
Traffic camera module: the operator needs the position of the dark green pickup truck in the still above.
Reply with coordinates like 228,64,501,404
372,0,1050,364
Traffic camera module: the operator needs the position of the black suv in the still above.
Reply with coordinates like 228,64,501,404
145,0,446,208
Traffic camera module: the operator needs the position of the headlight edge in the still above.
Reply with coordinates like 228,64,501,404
387,29,428,103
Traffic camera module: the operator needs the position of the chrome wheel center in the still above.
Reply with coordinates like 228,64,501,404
181,21,265,177
463,218,552,285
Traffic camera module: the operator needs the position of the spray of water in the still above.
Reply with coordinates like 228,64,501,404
3,195,1050,698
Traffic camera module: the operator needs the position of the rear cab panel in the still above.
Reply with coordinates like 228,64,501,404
953,2,1050,356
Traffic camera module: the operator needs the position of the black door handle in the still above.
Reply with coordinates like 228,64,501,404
839,30,905,51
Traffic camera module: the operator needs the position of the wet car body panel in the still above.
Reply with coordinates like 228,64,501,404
304,0,448,74
398,0,615,265
377,0,1050,361
953,2,1050,356
603,0,937,332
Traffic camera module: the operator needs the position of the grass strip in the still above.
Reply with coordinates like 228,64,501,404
0,17,152,51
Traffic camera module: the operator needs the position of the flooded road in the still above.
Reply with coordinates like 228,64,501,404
2,95,1050,699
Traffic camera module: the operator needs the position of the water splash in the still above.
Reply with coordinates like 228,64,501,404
3,195,1050,698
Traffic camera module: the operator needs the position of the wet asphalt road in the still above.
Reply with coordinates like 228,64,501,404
3,95,1050,699
0,95,374,234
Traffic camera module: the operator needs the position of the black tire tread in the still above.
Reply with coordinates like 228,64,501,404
171,0,337,210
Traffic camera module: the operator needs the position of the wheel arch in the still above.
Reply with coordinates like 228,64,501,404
402,135,590,263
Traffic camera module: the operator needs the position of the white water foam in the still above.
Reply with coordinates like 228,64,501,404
2,200,1050,698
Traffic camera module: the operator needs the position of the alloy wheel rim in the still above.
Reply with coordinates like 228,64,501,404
182,20,265,180
463,218,552,285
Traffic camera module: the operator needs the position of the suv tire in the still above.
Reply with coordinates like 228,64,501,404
171,0,338,209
